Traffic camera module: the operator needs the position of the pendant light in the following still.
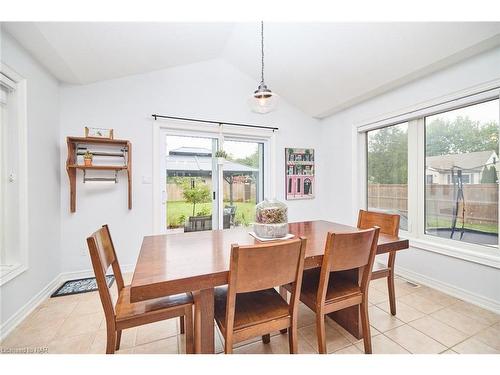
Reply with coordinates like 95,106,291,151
249,21,278,114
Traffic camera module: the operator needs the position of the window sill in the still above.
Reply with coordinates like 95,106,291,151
400,235,500,269
0,263,28,286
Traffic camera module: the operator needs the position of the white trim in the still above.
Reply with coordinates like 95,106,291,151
406,237,500,269
0,72,16,91
0,63,29,286
395,265,500,315
357,79,500,133
0,264,134,341
0,263,28,285
353,128,366,221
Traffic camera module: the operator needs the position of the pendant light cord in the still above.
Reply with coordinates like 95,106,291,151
261,21,265,84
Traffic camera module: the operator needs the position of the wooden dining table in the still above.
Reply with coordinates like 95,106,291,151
130,220,409,353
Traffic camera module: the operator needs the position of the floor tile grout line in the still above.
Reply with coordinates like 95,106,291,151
430,307,494,336
443,303,500,327
404,318,470,350
378,330,412,354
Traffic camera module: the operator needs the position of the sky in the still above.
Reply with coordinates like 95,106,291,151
427,98,499,124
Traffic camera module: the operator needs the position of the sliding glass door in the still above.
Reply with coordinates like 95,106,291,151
222,139,264,227
160,131,267,233
164,134,218,233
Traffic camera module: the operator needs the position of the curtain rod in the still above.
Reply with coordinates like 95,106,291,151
151,114,279,132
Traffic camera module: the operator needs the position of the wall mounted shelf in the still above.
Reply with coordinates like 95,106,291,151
66,136,132,212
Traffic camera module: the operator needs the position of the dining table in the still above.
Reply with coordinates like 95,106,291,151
130,220,409,353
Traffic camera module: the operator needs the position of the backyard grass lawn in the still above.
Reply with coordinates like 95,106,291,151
426,216,498,234
167,201,256,228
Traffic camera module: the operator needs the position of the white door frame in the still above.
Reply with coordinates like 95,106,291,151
152,119,276,234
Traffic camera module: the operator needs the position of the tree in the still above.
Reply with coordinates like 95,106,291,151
481,165,498,184
367,116,499,185
426,116,498,157
175,177,211,216
227,150,260,168
367,125,408,184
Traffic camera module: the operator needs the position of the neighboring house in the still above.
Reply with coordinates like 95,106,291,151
425,150,498,184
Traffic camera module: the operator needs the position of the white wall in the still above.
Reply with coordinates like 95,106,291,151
320,47,500,309
0,31,61,327
59,59,323,272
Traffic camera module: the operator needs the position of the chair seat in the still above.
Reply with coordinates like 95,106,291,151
115,285,193,323
214,286,290,333
284,268,362,309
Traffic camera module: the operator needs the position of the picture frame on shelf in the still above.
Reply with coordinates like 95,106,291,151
85,126,114,139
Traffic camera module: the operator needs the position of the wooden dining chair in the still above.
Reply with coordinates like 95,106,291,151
283,227,380,354
357,209,400,315
86,225,194,354
214,237,307,354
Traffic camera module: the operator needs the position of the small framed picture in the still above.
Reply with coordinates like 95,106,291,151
85,126,114,139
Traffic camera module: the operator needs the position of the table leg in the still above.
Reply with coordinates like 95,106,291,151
193,288,215,354
328,307,362,339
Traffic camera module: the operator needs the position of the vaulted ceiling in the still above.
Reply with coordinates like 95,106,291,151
3,22,500,118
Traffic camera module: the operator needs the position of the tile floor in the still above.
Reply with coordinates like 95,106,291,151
1,274,499,354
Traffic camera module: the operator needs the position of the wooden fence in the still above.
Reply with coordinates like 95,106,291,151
368,183,498,226
167,179,256,202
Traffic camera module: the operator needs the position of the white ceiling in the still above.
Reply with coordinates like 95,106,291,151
2,22,234,84
3,22,500,117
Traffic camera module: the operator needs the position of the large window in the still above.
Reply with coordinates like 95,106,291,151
363,94,500,254
1,66,28,285
367,122,408,230
425,100,499,246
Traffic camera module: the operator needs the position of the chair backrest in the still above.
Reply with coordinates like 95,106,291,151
316,228,380,305
357,209,400,236
225,237,307,333
86,225,125,326
229,238,306,293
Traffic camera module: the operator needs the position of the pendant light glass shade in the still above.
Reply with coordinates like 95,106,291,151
249,82,279,114
250,21,278,114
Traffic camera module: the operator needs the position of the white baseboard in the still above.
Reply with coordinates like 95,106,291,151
59,264,134,282
394,264,500,315
0,264,134,341
0,274,61,342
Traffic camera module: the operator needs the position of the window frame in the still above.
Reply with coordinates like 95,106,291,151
0,62,29,285
152,119,276,234
356,80,500,269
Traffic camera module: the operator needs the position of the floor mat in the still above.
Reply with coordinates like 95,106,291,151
51,275,114,297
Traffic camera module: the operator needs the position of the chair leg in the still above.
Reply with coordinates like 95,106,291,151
262,334,271,344
183,306,194,354
279,286,288,334
224,337,233,354
387,251,397,316
115,330,122,351
288,326,298,354
105,328,116,354
316,314,327,354
180,315,185,334
360,301,372,354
